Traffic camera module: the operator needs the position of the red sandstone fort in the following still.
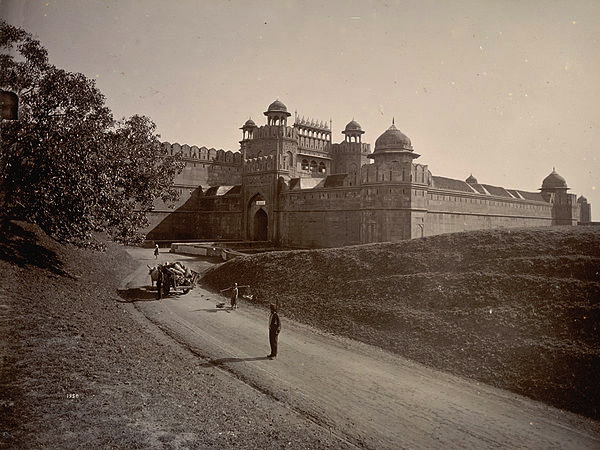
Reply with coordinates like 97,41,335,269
144,100,592,247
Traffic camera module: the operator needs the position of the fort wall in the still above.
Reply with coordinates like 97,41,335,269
142,141,242,240
330,141,370,175
423,188,554,236
140,100,588,247
278,187,362,247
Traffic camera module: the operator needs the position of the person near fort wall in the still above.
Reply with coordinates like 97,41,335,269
267,303,281,359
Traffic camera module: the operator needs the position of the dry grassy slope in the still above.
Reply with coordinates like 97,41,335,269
202,226,600,420
0,220,346,450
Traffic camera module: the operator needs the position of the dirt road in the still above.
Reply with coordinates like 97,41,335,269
124,248,600,450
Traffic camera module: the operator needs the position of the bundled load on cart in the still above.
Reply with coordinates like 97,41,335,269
152,261,200,298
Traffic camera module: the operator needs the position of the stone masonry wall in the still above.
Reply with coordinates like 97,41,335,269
423,188,554,237
278,188,362,248
142,141,242,240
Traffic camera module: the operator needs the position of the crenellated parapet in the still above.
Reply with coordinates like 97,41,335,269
252,125,297,140
162,141,242,165
330,142,370,155
360,160,430,184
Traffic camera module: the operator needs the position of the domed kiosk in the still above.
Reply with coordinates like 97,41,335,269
540,168,569,202
264,99,291,126
240,118,257,140
369,120,420,164
541,168,569,192
342,120,365,143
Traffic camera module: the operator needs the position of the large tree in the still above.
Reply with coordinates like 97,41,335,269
0,21,183,246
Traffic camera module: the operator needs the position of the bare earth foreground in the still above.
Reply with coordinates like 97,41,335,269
1,220,600,449
123,248,600,450
0,221,345,450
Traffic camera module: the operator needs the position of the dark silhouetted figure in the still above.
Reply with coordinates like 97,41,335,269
267,303,281,359
156,268,163,300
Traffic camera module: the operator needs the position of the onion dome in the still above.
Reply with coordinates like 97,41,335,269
577,195,588,204
342,119,364,136
240,118,256,129
369,120,420,161
374,122,413,152
343,120,363,133
541,168,568,190
264,99,291,116
466,174,478,184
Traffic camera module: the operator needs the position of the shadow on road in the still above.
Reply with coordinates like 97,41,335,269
200,356,270,368
117,287,158,302
193,307,232,313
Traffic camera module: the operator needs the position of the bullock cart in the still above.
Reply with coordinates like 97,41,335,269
149,262,201,298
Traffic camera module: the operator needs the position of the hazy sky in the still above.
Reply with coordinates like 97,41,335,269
2,0,599,218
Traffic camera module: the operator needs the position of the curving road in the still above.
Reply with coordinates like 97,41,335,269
123,248,600,450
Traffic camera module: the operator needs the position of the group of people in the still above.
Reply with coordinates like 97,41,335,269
153,246,281,359
221,282,281,359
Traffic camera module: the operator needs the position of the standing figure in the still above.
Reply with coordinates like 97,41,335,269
267,303,281,359
156,266,163,300
154,244,159,259
220,282,249,310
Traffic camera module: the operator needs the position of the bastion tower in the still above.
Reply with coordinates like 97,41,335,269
539,168,579,225
239,100,298,242
331,120,370,186
578,195,592,224
360,121,431,242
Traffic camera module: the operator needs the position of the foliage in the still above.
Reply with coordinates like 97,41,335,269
0,21,183,246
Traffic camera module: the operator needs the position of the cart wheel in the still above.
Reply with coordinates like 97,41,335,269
181,289,190,295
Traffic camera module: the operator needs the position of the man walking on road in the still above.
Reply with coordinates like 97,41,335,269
267,303,281,359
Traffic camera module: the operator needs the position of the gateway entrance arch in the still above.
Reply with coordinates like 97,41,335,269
253,209,268,241
247,194,268,241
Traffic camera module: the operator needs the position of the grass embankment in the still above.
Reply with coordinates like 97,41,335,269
0,220,345,450
202,226,600,420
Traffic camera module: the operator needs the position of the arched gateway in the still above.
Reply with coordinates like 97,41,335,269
253,209,268,241
247,193,268,241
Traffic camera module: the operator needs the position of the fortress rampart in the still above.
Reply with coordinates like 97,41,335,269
143,100,591,246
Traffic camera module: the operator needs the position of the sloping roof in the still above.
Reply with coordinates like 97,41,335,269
288,179,300,190
432,176,475,193
470,184,488,195
204,185,237,196
289,178,324,191
431,177,545,202
480,184,512,198
224,185,241,196
514,190,545,201
323,174,348,188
